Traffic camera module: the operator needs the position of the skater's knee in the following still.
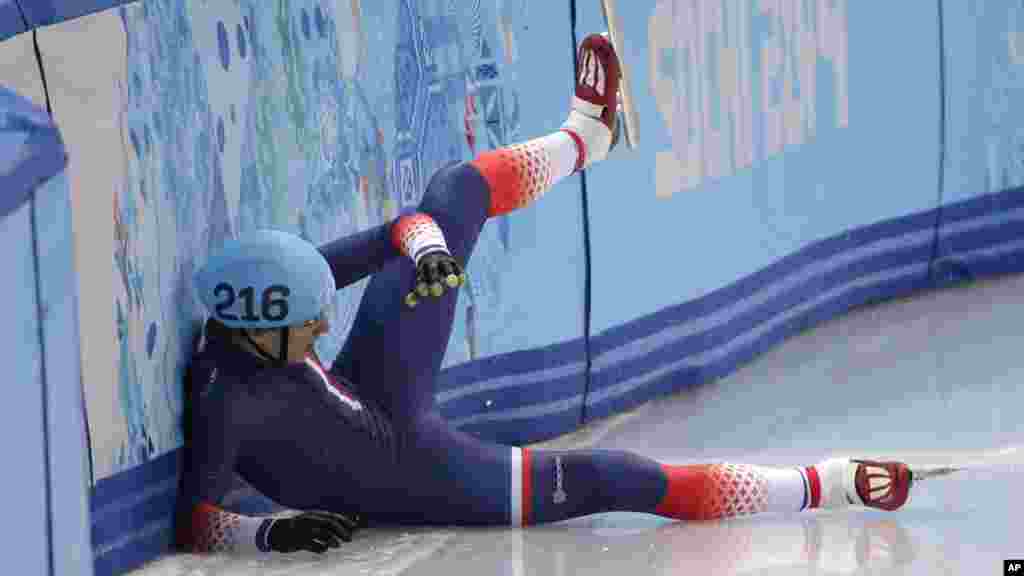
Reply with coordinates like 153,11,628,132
418,161,490,225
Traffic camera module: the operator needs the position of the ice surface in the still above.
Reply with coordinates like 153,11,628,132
131,273,1024,575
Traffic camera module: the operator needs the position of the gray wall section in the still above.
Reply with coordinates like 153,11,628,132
0,29,48,106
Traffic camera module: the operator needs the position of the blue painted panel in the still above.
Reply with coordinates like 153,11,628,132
0,85,67,219
575,0,942,335
936,2,1024,280
0,0,28,40
0,0,134,41
0,81,84,576
35,171,94,576
0,200,50,576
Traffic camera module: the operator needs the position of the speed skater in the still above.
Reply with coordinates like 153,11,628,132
179,33,914,555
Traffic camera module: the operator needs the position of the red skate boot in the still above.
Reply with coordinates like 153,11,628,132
816,458,914,511
561,33,622,171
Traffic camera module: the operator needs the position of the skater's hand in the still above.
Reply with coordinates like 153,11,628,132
404,250,465,308
266,510,363,554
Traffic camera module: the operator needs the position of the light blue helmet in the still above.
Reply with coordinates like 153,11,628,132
194,229,335,329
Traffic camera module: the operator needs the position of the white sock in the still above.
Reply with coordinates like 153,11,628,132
546,130,583,183
561,96,613,168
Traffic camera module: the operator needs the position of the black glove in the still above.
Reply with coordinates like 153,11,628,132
404,250,465,308
266,510,362,554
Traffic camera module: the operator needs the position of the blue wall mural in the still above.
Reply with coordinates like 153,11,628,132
101,0,551,474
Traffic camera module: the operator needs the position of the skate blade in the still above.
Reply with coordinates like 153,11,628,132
601,0,640,149
910,465,966,482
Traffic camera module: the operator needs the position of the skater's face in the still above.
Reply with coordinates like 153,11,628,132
290,311,330,360
244,309,330,364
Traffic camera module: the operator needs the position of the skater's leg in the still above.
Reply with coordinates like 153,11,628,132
467,32,624,217
521,452,817,524
332,131,580,419
331,32,623,419
520,454,911,523
358,414,913,526
330,140,579,419
468,129,581,218
331,163,489,420
332,100,601,417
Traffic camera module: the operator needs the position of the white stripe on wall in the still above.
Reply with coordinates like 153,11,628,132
509,447,523,527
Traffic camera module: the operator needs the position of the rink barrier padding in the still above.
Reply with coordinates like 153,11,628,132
462,185,1024,425
933,189,1024,284
90,451,179,576
583,209,943,419
438,187,1024,425
85,182,1024,576
435,337,588,445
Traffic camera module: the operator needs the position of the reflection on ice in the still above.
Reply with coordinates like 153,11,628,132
133,511,951,576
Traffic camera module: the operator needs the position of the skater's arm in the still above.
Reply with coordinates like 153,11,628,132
391,213,465,307
180,374,361,555
183,501,361,555
318,214,464,303
317,223,399,290
178,376,267,553
180,501,275,554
